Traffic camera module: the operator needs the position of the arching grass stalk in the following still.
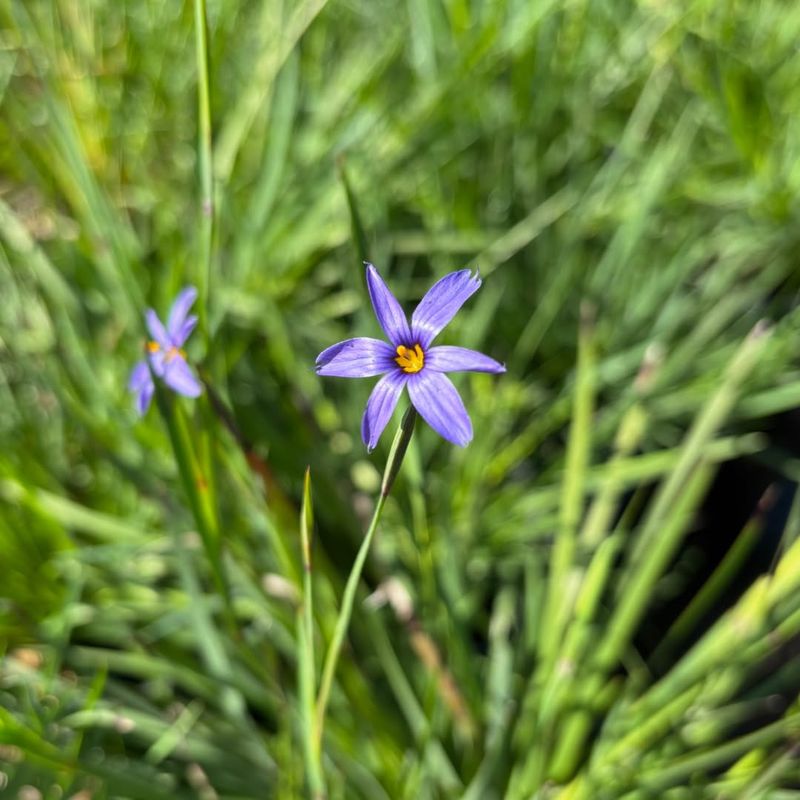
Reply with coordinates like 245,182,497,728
314,406,417,749
298,468,325,798
193,0,214,328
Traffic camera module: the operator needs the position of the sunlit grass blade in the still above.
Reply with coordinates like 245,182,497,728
605,323,771,654
540,303,596,668
193,0,214,332
338,158,370,266
298,467,325,797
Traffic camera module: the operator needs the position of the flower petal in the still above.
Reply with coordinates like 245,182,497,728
148,349,166,377
163,356,202,398
361,370,407,452
407,371,472,446
366,263,412,346
136,381,155,415
167,286,198,344
316,337,396,377
129,360,151,392
410,269,481,348
145,309,171,349
425,346,505,374
130,361,155,415
174,315,198,347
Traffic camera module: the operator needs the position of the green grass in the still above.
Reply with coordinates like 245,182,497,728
3,0,800,797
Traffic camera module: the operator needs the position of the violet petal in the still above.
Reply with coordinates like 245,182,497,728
174,315,198,347
425,345,505,374
163,356,202,397
366,263,412,346
148,349,167,378
129,360,151,391
167,286,198,343
145,309,171,349
316,337,397,377
410,269,481,348
407,370,472,446
361,370,407,451
136,381,155,415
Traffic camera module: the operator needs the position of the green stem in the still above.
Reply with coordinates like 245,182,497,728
192,2,219,648
314,407,416,747
156,387,227,603
299,468,326,798
313,499,387,743
193,0,214,334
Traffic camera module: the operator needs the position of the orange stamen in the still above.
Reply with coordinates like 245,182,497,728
395,344,425,374
165,346,186,362
147,341,185,361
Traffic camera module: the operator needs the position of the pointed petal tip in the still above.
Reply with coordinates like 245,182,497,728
458,266,482,287
455,423,474,447
135,382,154,416
176,285,198,303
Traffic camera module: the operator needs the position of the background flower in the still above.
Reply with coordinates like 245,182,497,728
129,286,202,414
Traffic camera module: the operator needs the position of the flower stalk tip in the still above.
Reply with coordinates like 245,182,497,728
381,406,417,498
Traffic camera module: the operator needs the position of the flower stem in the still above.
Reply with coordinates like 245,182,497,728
155,385,227,603
314,406,417,748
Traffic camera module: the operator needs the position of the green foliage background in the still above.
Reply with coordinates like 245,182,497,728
2,0,800,798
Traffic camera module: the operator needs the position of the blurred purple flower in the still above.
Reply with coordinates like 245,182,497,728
129,286,202,415
316,263,505,450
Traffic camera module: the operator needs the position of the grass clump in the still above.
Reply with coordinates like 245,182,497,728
3,1,800,798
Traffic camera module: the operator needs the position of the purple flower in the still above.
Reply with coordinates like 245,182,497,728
128,286,202,415
316,263,505,450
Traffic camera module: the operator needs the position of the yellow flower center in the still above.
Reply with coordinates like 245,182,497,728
147,341,185,361
395,344,425,374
